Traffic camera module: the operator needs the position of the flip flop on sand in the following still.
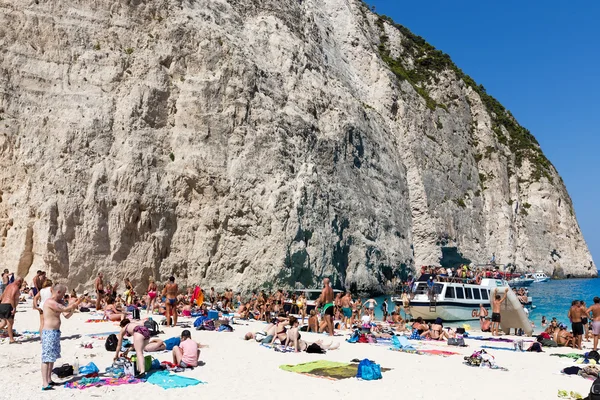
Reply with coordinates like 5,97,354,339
41,386,54,391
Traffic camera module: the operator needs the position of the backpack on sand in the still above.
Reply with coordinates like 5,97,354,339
105,334,118,351
356,359,382,380
144,319,160,336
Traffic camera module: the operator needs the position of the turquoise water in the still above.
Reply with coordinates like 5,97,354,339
372,277,600,329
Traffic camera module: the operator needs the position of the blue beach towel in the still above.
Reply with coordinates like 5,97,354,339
146,370,205,389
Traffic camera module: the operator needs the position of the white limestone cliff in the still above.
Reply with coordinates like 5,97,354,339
0,0,594,294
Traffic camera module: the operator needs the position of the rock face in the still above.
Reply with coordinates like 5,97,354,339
0,0,595,294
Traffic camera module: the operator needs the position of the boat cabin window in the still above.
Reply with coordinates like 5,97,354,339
445,286,455,299
481,289,489,300
465,288,473,299
473,288,481,300
456,287,464,299
414,283,429,295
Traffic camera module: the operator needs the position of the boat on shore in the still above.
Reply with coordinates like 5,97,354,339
391,275,532,321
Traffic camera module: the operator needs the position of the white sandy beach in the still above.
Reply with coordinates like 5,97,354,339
0,301,594,400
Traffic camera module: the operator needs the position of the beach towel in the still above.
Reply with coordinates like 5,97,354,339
552,353,584,360
85,319,109,323
65,376,145,389
389,347,458,357
146,370,205,389
481,345,515,351
280,361,390,381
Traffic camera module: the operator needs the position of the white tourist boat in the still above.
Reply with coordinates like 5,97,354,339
525,271,551,283
391,276,532,321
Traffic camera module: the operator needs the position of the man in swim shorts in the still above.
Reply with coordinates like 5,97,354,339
569,300,586,350
316,278,334,336
340,292,352,329
491,288,508,336
41,284,83,390
587,297,600,351
0,277,23,343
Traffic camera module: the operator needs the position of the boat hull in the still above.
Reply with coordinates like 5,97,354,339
407,301,485,321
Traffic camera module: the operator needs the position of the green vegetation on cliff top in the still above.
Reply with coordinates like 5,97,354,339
372,12,554,183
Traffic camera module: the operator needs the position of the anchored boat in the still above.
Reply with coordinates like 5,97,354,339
392,275,532,321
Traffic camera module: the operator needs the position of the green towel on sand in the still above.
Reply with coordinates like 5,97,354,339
551,353,583,359
280,361,349,373
280,361,390,380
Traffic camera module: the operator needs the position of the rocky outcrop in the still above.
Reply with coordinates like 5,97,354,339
0,0,594,294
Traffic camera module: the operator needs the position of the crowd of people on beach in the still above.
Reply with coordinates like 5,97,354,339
2,266,600,392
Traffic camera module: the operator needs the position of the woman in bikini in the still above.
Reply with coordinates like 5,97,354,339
297,293,307,323
146,278,158,315
104,297,126,321
270,314,290,345
114,318,151,378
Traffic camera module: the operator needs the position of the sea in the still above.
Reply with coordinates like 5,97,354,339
371,277,600,331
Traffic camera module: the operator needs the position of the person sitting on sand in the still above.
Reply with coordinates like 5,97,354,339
270,313,290,344
307,309,319,332
425,317,450,340
390,311,406,331
172,329,203,368
286,316,339,352
114,318,151,378
411,317,430,338
555,324,574,347
104,297,127,321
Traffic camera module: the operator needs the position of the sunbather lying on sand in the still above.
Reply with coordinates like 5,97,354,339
286,316,340,352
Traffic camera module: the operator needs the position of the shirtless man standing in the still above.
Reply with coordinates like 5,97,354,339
32,271,46,296
315,278,334,336
95,272,105,310
587,297,600,351
163,276,178,328
568,300,586,350
340,293,352,329
0,277,23,343
491,288,509,336
40,284,83,390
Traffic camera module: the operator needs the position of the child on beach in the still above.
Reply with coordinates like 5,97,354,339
172,329,202,368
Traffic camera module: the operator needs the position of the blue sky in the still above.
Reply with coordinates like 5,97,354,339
367,0,600,267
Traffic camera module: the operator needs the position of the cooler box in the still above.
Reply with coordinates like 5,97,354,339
208,310,219,320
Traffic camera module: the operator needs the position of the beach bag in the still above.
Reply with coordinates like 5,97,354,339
527,342,543,352
218,324,233,332
193,316,207,328
80,307,90,312
358,334,369,343
202,319,215,331
589,351,600,363
164,337,181,351
105,334,118,351
79,362,99,375
306,343,326,354
52,364,74,378
132,308,140,320
131,355,153,374
347,331,360,343
144,319,160,336
590,377,600,400
447,337,465,347
356,359,382,381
